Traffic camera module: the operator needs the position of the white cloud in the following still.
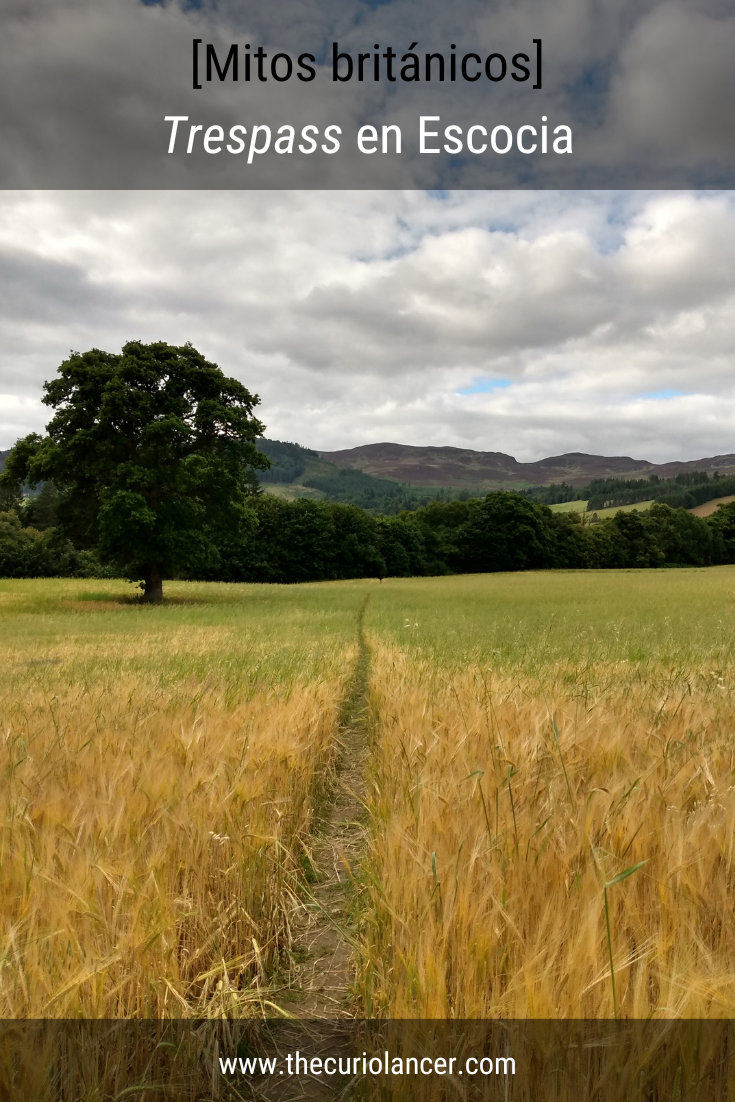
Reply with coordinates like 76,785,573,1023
0,188,733,463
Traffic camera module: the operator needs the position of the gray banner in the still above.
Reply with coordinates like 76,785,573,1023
2,1019,734,1099
1,0,734,189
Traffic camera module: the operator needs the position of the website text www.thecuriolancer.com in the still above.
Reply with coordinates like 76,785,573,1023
219,1050,515,1079
3,1021,735,1099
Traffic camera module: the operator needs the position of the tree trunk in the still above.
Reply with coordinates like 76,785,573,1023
141,564,164,602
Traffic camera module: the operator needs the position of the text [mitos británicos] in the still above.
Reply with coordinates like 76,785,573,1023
191,40,543,89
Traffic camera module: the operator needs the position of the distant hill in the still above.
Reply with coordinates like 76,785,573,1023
317,443,735,491
255,438,473,515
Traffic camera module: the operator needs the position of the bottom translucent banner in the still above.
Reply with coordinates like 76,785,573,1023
1,1018,733,1100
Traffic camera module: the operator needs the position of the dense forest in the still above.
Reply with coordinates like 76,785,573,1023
223,494,735,582
1,485,733,583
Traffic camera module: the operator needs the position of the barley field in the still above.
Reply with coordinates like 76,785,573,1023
0,578,359,1019
3,568,735,1029
360,568,735,1019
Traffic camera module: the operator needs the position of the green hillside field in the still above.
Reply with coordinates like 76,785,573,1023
550,498,657,519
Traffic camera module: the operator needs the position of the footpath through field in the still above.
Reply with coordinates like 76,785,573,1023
289,595,371,1016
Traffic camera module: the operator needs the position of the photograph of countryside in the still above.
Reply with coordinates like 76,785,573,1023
2,182,735,1099
3,0,735,1084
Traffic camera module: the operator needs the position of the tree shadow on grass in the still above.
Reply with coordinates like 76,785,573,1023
70,591,215,607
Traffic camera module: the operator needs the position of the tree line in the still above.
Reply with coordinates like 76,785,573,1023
2,486,734,587
212,493,735,582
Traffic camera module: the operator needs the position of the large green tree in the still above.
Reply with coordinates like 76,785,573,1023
0,341,268,600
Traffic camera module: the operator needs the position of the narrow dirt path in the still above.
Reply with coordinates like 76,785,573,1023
289,596,370,1018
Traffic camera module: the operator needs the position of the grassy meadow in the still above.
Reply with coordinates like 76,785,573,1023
2,568,735,1023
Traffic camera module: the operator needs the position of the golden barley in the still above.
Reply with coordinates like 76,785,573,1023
359,597,735,1018
0,578,360,1018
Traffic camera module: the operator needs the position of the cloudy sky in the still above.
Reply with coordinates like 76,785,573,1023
0,187,734,462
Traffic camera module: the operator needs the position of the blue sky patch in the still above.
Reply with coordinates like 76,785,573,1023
458,378,513,395
639,389,687,400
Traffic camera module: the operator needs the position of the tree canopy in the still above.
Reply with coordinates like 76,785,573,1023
0,341,268,600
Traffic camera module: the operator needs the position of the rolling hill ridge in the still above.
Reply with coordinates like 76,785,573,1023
317,443,735,490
